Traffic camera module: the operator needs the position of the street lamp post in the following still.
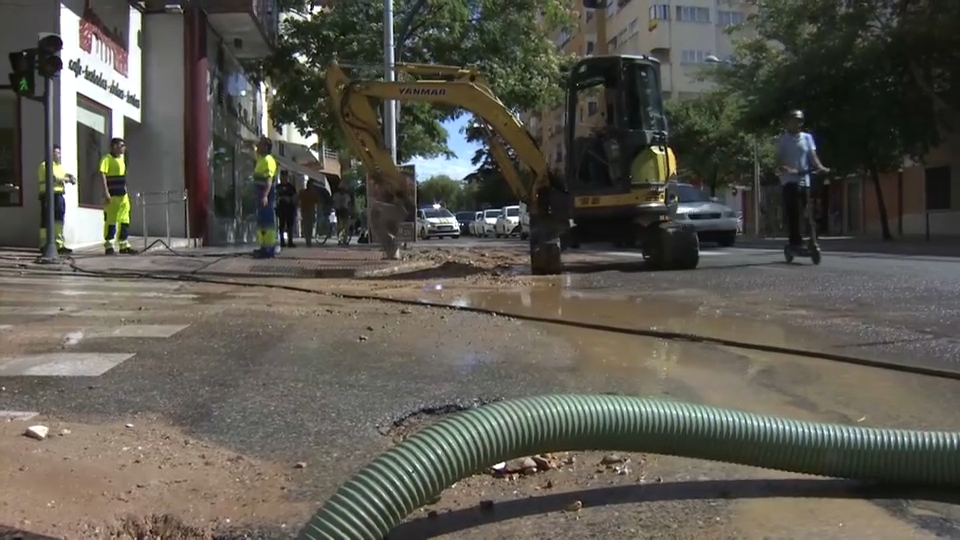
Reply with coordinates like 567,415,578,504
705,55,761,237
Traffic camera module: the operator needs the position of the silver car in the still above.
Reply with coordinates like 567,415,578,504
668,183,739,247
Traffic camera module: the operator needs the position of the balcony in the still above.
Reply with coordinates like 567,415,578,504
319,146,341,177
198,0,278,59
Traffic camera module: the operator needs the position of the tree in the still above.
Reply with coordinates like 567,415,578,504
254,0,575,164
461,117,529,207
665,93,773,195
713,0,943,240
417,174,464,208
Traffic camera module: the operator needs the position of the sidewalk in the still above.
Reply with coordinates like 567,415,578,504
735,235,960,258
0,243,429,280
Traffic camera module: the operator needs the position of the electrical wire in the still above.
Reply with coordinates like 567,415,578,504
12,255,960,383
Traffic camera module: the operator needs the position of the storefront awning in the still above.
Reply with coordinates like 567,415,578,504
273,153,337,195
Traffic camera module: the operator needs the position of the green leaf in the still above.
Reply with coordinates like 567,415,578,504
260,0,575,164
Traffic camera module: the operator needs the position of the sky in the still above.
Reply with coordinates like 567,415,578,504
407,116,481,181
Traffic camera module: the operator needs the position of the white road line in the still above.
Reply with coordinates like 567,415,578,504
0,276,183,289
0,307,80,315
85,324,190,338
50,290,198,298
67,309,142,317
0,411,40,421
0,324,11,331
0,353,135,377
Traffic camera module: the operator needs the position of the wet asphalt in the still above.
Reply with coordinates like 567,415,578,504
1,237,960,538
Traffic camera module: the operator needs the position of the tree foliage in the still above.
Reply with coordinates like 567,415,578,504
255,0,576,164
712,0,949,239
461,117,529,207
665,93,775,194
417,174,462,207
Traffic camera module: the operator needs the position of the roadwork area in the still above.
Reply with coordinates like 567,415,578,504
2,241,960,539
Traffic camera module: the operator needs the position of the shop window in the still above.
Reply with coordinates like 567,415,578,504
211,136,236,218
76,97,112,208
0,95,21,207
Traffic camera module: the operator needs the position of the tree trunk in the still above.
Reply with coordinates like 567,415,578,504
867,163,894,241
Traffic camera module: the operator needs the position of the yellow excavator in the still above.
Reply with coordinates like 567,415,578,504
325,55,700,275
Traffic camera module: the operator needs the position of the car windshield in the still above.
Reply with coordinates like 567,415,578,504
506,207,519,217
484,210,499,218
674,184,711,203
423,208,454,219
456,212,474,222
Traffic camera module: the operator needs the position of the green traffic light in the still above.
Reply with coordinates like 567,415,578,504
17,78,28,92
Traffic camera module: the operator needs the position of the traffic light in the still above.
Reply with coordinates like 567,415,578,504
36,33,63,78
8,50,35,97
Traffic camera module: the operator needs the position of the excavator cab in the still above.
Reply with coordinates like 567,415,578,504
559,55,696,267
564,55,674,216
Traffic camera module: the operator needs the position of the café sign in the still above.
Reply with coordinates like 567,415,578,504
67,58,141,109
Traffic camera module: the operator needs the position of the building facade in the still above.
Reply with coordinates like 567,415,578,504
0,0,143,248
524,0,753,171
0,0,280,249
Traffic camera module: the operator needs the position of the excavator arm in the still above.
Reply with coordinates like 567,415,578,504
324,61,549,209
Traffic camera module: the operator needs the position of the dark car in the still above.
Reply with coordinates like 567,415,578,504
456,211,477,235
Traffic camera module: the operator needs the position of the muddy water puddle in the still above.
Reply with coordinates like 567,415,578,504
399,284,960,538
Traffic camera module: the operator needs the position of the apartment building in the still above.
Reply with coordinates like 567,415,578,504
522,0,752,167
607,0,750,98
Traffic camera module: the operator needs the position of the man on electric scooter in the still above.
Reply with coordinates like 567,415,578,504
775,110,830,253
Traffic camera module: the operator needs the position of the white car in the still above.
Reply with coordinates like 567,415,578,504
416,206,460,239
668,183,739,247
519,202,530,240
494,205,521,237
479,208,500,237
468,211,485,236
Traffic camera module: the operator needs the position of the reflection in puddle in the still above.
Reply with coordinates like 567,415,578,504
419,286,791,351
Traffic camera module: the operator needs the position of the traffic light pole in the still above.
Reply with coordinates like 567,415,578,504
38,76,57,262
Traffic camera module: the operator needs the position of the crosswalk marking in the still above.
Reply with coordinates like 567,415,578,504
0,274,197,379
84,324,189,338
0,353,136,377
0,411,39,421
0,276,183,290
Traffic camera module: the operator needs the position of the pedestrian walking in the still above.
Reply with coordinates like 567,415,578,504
38,144,76,254
298,179,323,247
100,138,137,255
332,186,351,245
276,171,298,248
252,137,279,258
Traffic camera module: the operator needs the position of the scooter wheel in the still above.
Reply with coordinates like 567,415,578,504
811,248,822,265
783,245,795,263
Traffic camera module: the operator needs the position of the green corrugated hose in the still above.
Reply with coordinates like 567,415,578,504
298,394,960,540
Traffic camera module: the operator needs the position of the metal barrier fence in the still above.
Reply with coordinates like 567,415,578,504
133,190,191,251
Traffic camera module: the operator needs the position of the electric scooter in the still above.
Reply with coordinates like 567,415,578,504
783,170,822,265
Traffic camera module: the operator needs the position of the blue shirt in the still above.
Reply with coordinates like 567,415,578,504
776,131,816,187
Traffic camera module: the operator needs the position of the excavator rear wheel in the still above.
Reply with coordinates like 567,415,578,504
644,222,699,271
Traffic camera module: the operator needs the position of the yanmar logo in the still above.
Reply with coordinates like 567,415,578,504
399,87,446,96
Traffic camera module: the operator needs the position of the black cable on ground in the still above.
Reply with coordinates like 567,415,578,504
15,259,960,384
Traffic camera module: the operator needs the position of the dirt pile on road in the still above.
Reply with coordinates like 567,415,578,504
0,416,311,539
397,246,531,285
